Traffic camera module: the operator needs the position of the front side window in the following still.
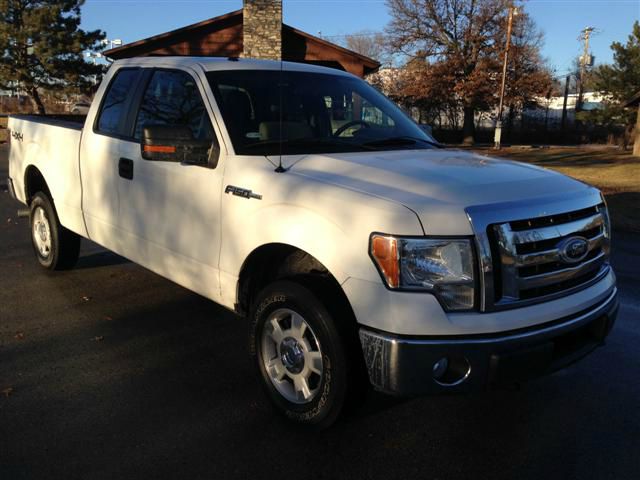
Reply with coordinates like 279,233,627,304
134,70,213,142
207,70,437,156
96,68,140,135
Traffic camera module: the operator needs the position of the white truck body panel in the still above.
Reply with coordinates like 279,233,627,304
283,149,593,236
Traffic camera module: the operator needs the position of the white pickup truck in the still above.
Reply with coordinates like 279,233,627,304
7,57,618,427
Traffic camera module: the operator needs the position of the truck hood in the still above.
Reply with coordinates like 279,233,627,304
283,149,595,235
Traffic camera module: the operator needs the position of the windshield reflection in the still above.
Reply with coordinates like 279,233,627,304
207,70,438,156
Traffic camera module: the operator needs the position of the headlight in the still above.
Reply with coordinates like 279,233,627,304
598,196,612,241
370,234,476,311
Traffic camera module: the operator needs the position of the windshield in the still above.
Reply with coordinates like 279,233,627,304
206,69,438,156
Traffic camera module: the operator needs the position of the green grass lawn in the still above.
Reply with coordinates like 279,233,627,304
473,146,640,232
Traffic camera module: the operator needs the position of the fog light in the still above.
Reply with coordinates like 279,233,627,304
432,355,471,386
432,358,449,379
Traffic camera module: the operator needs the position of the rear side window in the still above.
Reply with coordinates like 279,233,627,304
133,69,213,141
96,68,140,135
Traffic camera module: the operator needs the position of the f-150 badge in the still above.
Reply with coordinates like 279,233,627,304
225,185,262,200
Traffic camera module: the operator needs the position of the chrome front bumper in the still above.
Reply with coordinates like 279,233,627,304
359,287,618,396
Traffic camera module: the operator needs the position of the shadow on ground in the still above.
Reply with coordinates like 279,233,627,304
74,250,131,270
1,276,638,479
605,191,640,233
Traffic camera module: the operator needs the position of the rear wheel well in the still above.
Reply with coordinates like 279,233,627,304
24,166,51,204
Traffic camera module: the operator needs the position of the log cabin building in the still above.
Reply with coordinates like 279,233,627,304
104,0,380,79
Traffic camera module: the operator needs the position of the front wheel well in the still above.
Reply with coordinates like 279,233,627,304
237,244,354,324
241,244,369,406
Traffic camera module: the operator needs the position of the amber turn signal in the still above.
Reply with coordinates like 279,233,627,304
370,234,400,288
143,145,176,153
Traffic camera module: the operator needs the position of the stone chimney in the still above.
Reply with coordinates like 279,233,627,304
242,0,282,60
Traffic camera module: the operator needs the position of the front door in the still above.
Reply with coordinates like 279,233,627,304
80,67,142,248
117,68,225,302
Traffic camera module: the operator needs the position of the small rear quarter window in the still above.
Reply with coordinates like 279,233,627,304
96,69,140,136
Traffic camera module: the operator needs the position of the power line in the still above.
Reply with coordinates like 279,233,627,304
317,32,382,39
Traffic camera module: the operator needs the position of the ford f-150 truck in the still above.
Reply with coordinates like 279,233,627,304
7,57,618,427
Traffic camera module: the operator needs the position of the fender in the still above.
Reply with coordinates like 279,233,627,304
218,194,423,310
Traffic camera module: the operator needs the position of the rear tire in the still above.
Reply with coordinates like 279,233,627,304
29,192,81,270
249,279,354,429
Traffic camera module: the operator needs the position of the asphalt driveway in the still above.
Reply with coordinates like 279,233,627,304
1,144,639,479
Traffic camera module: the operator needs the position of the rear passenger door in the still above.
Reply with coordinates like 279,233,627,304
116,67,225,302
80,67,142,247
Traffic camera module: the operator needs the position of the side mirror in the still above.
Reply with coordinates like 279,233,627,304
141,125,217,167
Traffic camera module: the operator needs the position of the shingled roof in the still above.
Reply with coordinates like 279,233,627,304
103,9,380,78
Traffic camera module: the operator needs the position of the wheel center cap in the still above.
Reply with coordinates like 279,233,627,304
38,223,47,242
280,337,305,374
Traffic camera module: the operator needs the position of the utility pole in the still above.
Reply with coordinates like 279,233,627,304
576,26,595,112
561,74,570,131
494,5,517,150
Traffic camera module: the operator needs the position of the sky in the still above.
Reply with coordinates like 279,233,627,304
81,0,640,78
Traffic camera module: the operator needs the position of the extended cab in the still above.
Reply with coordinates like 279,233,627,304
7,57,618,427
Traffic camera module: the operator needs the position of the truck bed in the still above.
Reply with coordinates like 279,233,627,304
8,114,87,236
9,114,86,130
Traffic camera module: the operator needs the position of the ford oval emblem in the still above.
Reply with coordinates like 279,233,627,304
558,236,589,264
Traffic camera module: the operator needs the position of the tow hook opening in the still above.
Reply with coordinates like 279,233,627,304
432,355,471,386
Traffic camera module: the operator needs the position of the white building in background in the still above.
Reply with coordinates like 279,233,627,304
367,67,608,130
524,92,608,127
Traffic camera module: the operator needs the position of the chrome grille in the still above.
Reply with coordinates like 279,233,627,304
491,204,610,305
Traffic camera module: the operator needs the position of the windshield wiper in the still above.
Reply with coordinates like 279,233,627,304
362,136,442,149
241,137,375,152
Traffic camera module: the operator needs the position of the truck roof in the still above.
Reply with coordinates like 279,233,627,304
111,56,356,78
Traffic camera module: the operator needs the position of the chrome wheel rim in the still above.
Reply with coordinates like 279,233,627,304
261,308,324,404
32,207,52,258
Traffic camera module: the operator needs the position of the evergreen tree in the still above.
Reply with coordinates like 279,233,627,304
579,22,640,133
0,0,105,113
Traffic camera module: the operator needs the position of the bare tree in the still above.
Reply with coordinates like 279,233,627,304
385,0,552,144
386,0,510,143
502,11,553,132
344,31,392,65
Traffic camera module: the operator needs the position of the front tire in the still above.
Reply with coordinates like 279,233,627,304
249,280,351,428
29,192,81,270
